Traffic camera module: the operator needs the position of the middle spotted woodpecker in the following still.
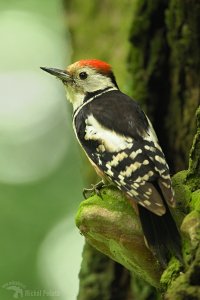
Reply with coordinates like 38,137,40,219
41,59,182,266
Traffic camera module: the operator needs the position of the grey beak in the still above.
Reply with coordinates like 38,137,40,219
40,67,70,81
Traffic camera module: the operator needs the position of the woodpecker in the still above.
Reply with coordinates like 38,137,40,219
41,59,182,266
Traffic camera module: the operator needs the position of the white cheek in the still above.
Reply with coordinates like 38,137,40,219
84,75,113,93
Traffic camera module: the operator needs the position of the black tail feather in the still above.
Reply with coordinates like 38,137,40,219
138,203,182,267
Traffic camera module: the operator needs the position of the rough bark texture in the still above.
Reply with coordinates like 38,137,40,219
64,0,200,299
128,0,200,173
77,243,132,300
160,108,200,299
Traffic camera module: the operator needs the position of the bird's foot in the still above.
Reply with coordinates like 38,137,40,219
83,181,106,199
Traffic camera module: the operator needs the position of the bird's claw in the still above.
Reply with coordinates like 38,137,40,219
83,181,105,199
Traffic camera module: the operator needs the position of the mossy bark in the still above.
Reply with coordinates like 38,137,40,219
128,0,200,173
160,109,200,299
64,1,200,299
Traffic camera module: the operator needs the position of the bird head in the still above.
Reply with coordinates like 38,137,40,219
41,59,118,110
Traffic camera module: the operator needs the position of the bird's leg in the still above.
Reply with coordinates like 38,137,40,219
83,180,105,199
83,180,117,199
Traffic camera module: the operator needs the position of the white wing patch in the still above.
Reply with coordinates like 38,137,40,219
84,114,133,152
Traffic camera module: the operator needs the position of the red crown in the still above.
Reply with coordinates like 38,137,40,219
77,59,111,74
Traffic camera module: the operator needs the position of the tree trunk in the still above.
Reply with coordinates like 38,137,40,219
128,0,200,173
64,0,200,299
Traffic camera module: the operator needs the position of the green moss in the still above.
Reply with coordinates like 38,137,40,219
190,190,200,212
76,187,163,288
161,238,200,299
76,187,136,224
181,210,200,245
187,107,200,191
164,274,188,300
160,257,182,291
172,169,187,184
172,170,192,214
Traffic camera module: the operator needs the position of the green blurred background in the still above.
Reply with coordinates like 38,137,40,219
0,1,134,299
0,1,84,299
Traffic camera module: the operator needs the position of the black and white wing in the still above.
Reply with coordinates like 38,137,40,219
74,90,175,216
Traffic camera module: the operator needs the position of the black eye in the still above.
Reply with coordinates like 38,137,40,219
79,72,88,80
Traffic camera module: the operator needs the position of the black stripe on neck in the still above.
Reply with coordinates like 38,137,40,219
73,87,111,117
83,87,113,103
73,86,118,117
